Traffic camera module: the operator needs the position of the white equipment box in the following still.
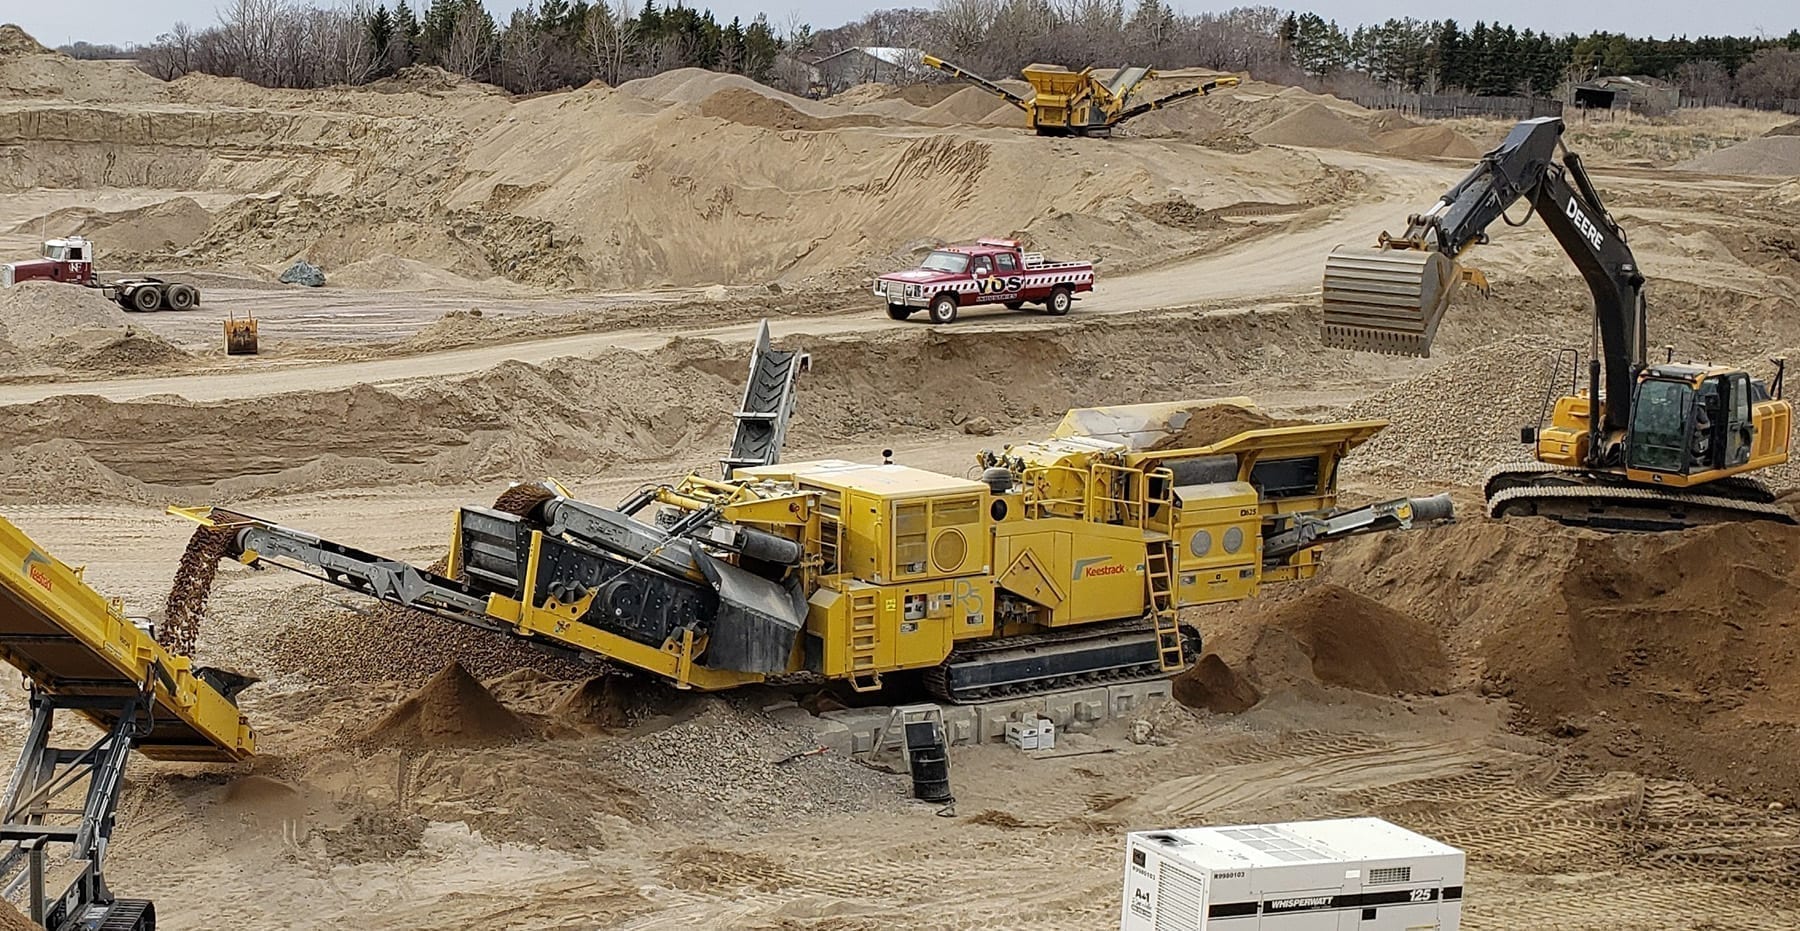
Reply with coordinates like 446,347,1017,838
1121,817,1464,930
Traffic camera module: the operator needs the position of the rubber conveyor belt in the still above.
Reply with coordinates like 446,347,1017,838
0,516,256,764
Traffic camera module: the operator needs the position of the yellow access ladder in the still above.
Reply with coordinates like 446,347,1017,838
1143,467,1184,671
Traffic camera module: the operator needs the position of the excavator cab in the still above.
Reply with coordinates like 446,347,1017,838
1628,368,1762,476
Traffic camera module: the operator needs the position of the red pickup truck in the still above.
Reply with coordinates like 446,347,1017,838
873,238,1095,324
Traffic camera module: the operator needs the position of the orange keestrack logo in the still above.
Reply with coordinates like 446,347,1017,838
23,553,53,592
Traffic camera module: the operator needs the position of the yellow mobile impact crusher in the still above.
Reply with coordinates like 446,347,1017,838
176,324,1450,701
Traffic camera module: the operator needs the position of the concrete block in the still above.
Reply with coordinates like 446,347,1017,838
1107,680,1173,718
940,705,979,747
974,698,1045,743
819,708,892,755
1042,687,1109,728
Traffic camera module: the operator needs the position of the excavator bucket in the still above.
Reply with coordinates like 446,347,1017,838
1320,246,1460,357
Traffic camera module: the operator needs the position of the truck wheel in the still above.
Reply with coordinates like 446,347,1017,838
1047,286,1072,316
928,293,959,324
886,303,913,321
166,284,198,310
131,287,162,312
1004,301,1024,310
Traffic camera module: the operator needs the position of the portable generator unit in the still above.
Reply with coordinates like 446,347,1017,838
1121,818,1465,930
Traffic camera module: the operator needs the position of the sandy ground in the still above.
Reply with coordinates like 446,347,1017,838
3,28,1800,931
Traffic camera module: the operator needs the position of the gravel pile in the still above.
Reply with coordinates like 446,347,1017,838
601,697,906,824
1347,335,1561,484
163,523,237,656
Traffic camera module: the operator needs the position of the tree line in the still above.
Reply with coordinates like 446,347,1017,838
106,0,1800,108
134,0,788,93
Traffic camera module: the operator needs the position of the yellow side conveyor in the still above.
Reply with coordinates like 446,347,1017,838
0,516,255,763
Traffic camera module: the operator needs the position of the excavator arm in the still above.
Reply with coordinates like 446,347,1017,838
1322,117,1647,439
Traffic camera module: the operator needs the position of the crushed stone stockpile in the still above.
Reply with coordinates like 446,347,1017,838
1678,135,1800,175
1345,335,1560,485
1317,518,1800,805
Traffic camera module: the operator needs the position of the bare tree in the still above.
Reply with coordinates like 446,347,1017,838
442,2,495,79
501,6,550,91
582,0,636,86
1735,48,1800,109
138,22,197,79
1675,59,1731,107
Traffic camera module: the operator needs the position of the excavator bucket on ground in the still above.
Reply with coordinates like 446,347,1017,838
1320,245,1460,357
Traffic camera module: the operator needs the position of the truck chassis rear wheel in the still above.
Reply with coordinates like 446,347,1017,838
130,287,161,312
928,293,959,324
166,283,199,310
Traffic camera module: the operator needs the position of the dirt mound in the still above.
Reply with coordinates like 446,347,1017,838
1150,403,1298,450
917,86,1019,125
1678,136,1800,175
76,196,214,255
1316,517,1800,804
1376,123,1482,159
0,24,49,56
1249,585,1448,694
552,673,666,729
1764,119,1800,137
1172,653,1262,712
359,661,532,749
1251,102,1378,151
1486,522,1800,801
45,327,194,372
0,281,133,349
697,87,879,131
0,897,35,931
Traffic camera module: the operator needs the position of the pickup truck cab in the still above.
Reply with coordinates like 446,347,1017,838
873,238,1095,323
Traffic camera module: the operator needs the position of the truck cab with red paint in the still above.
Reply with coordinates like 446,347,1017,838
1,236,96,288
874,238,1096,324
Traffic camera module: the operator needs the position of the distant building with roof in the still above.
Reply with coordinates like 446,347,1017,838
1573,75,1679,115
813,47,928,93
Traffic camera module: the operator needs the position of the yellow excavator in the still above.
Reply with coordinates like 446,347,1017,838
1322,116,1793,530
920,54,1239,137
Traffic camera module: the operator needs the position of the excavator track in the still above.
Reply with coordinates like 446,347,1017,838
922,619,1202,704
1484,462,1796,531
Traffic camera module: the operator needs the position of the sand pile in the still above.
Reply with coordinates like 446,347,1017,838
0,281,134,349
1251,102,1380,151
1767,119,1800,137
76,196,215,255
0,898,34,931
1318,518,1800,803
359,661,532,749
1678,136,1800,175
697,87,878,131
917,86,1019,126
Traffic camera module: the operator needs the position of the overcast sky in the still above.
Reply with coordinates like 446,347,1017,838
13,1,1794,51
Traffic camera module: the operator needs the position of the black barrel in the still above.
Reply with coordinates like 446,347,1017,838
905,721,953,803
